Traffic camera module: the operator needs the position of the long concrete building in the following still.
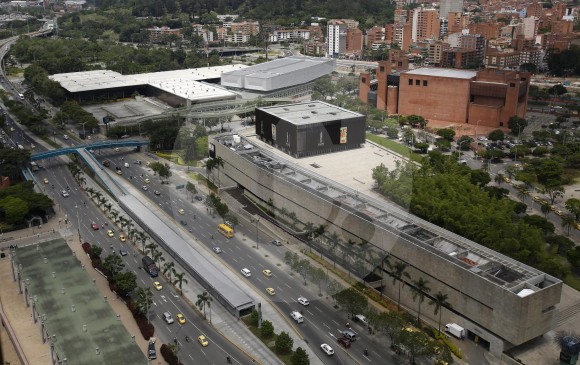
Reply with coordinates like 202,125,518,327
210,124,562,356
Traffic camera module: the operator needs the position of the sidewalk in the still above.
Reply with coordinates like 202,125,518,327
0,211,156,364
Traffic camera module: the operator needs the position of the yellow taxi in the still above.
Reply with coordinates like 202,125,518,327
198,335,209,347
119,234,126,242
176,314,186,324
43,177,49,184
262,269,272,277
153,281,163,291
266,288,276,296
107,230,114,237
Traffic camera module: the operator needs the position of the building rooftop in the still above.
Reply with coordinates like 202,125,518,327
258,101,363,125
217,132,558,294
50,65,247,100
403,68,477,79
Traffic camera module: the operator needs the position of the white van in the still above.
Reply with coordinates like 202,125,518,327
18,93,24,100
290,311,304,323
124,162,130,168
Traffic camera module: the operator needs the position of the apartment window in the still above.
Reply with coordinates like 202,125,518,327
510,83,516,87
380,66,385,72
409,79,413,85
362,77,366,83
416,79,420,86
423,80,428,86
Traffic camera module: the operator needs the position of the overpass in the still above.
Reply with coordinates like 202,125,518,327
31,140,149,161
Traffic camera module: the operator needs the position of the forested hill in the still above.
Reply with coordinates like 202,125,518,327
96,0,395,24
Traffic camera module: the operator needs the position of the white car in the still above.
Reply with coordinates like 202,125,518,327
297,297,309,306
241,268,251,277
61,190,69,197
321,344,334,356
355,314,368,325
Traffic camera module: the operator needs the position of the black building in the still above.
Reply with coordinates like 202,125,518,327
255,101,365,158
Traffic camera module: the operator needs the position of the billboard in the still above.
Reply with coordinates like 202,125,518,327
340,127,348,144
272,124,277,140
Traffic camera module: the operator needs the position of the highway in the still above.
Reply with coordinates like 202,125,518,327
32,156,260,365
95,149,399,365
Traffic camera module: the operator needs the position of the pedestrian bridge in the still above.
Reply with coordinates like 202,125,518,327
30,140,149,161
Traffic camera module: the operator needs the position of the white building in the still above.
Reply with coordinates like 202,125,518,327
326,20,348,58
269,29,311,43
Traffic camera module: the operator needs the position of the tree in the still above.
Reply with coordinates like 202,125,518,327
90,245,103,260
134,287,153,317
163,261,175,282
568,247,580,269
507,116,528,136
565,198,580,220
296,259,312,285
326,279,343,305
308,267,326,295
113,271,137,297
561,215,576,236
260,320,274,338
488,129,505,141
398,329,433,364
196,291,213,320
311,75,335,100
291,347,310,365
284,251,300,272
436,128,455,141
391,261,410,311
409,277,431,324
335,288,368,316
186,182,197,202
172,272,188,295
549,84,567,96
103,254,125,277
429,291,452,333
470,169,491,188
275,331,294,354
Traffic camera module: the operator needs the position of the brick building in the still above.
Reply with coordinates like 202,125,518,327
147,26,182,43
359,63,530,129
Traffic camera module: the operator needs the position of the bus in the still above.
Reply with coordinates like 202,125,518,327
30,162,39,172
217,223,234,238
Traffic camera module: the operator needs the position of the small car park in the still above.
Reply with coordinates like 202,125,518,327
297,297,309,306
240,268,251,277
153,281,163,291
198,335,209,347
176,314,186,324
263,269,272,277
266,287,276,296
320,344,334,355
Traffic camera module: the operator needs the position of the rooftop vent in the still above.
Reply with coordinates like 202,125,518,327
308,104,316,107
302,116,310,119
284,108,290,111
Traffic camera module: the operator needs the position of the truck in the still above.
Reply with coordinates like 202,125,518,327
445,323,465,339
142,256,158,277
147,338,157,360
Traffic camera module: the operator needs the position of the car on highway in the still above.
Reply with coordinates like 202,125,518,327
142,186,148,191
241,268,251,277
502,176,511,183
337,337,351,349
119,249,128,256
144,178,151,183
297,297,309,306
176,314,186,324
154,190,161,196
271,239,282,246
263,269,272,277
212,247,222,254
320,344,334,355
555,210,565,216
116,170,123,175
198,335,209,347
153,281,163,291
163,312,174,324
91,222,99,230
532,196,541,202
178,209,185,215
107,230,114,237
266,287,276,296
195,195,204,201
61,190,69,197
119,234,126,242
43,177,48,184
114,147,120,152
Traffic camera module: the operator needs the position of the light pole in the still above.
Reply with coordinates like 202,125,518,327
514,124,523,162
74,204,81,242
255,217,260,250
457,140,469,161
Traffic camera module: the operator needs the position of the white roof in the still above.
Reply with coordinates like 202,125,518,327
404,68,477,80
49,65,248,101
517,288,535,298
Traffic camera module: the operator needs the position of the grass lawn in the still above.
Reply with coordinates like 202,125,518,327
365,133,424,163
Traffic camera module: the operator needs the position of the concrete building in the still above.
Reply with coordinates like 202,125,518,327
359,64,531,129
269,29,312,43
147,26,181,43
441,47,478,68
485,48,521,69
440,0,463,19
411,8,440,42
327,20,348,57
220,56,335,92
523,16,539,39
254,101,365,158
209,129,562,356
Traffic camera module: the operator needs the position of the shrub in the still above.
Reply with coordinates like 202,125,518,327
160,344,179,365
260,320,274,338
433,329,462,359
249,309,259,326
275,331,294,354
82,242,91,254
134,315,154,340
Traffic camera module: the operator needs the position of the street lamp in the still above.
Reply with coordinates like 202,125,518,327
74,204,81,242
457,140,469,161
254,217,260,250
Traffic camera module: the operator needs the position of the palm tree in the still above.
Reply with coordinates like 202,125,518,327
409,277,431,324
429,291,452,333
391,261,411,311
104,203,113,214
517,188,530,203
138,232,148,253
327,232,341,266
214,156,225,187
196,291,213,322
561,215,576,236
145,243,158,256
204,158,216,183
541,203,551,218
173,272,188,295
163,262,175,281
98,196,107,209
152,250,165,268
86,187,96,199
110,210,119,223
77,175,86,189
94,191,102,205
494,173,504,186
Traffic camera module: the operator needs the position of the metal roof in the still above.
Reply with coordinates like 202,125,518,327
49,65,247,100
258,101,363,125
118,195,254,312
403,68,477,80
223,56,331,78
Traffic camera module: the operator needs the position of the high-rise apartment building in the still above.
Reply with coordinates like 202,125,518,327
523,17,539,40
411,8,440,42
439,0,463,20
326,19,359,58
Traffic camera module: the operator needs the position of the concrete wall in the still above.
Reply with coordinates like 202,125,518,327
213,137,562,355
